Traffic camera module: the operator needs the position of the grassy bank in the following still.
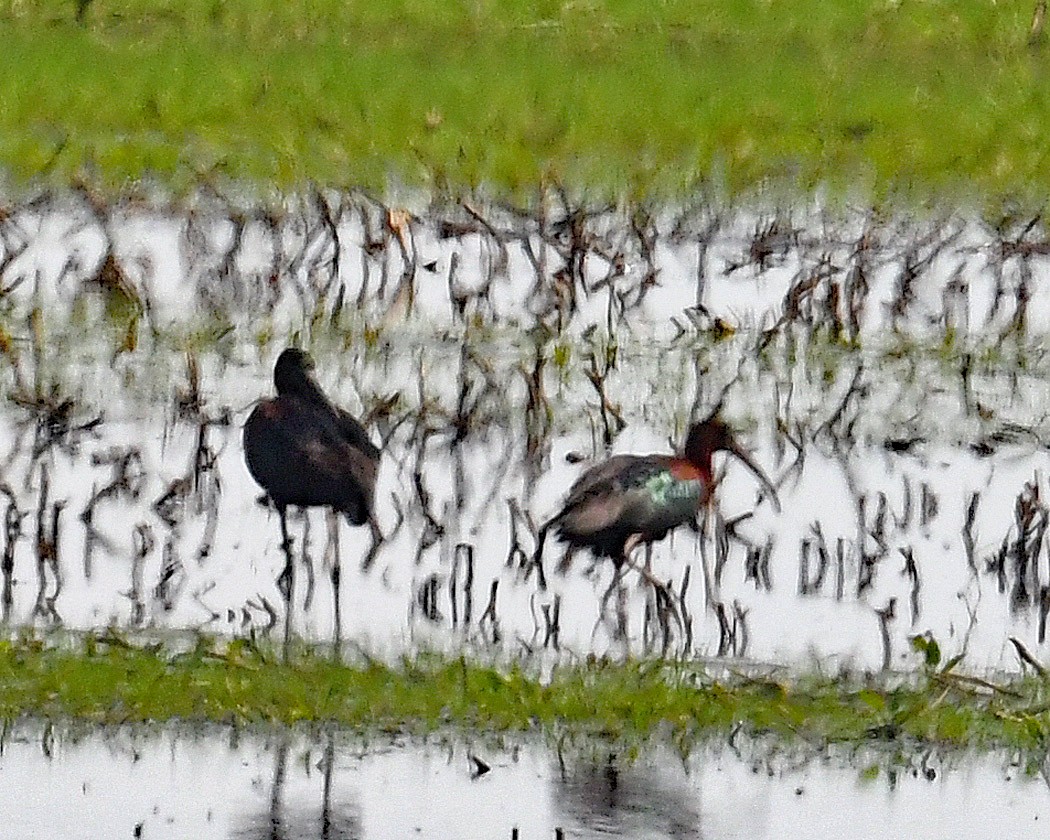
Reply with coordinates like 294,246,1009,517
1,633,1048,752
0,1,1046,201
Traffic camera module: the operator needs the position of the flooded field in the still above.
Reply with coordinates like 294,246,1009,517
2,189,1050,835
1,191,1050,673
4,340,1050,674
0,722,1045,839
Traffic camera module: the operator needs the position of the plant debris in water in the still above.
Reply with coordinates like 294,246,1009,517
4,192,1050,670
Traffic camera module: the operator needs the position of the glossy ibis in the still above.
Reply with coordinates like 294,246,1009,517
243,348,381,653
534,414,779,628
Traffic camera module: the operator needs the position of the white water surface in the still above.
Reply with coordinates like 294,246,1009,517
0,726,1044,840
1,197,1050,672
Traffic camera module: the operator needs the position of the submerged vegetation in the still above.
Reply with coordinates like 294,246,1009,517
2,633,1050,753
0,0,1046,201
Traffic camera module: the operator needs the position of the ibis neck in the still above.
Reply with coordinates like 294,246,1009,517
277,371,329,407
683,448,715,490
698,455,717,506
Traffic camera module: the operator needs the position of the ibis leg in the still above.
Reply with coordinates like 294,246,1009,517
277,506,294,660
621,540,682,635
326,509,342,660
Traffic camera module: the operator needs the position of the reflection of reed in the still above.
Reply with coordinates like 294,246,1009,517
6,193,1050,667
232,733,361,840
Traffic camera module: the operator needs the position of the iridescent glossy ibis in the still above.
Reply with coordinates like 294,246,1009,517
533,414,779,627
243,348,381,654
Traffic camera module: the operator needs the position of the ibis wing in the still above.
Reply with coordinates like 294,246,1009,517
556,455,671,537
287,370,382,462
244,398,378,521
334,406,381,461
300,431,377,494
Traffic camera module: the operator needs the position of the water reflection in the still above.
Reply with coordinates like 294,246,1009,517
553,752,701,840
0,724,1046,839
232,734,362,840
4,197,1050,669
0,338,1048,671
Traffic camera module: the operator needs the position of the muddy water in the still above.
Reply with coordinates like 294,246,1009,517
4,199,1050,671
0,724,1044,839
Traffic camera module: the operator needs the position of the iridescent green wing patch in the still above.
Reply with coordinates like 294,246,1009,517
643,470,700,505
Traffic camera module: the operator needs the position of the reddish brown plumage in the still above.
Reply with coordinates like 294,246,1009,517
533,416,778,583
244,348,379,524
668,459,705,483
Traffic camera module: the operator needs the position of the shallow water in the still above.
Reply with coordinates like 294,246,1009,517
3,197,1050,672
0,341,1047,673
0,724,1046,839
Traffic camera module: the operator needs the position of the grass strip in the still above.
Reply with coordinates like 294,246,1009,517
0,1,1046,201
1,633,1049,752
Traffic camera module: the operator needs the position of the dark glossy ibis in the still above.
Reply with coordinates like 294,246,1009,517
243,348,381,653
534,414,779,628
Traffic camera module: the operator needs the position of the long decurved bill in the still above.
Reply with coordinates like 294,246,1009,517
727,442,781,512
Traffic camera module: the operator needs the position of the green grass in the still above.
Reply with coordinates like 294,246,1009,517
0,1,1047,202
2,632,1050,752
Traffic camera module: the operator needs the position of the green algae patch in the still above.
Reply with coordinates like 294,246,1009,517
1,634,1049,752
